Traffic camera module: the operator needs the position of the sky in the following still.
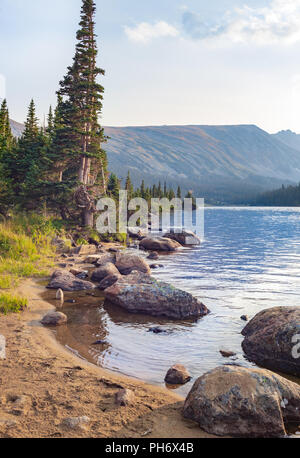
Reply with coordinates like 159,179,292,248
1,0,300,133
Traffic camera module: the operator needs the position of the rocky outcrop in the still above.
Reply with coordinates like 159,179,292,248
47,270,96,291
104,272,209,319
91,263,120,282
165,364,191,385
183,365,300,438
163,230,201,246
139,237,181,252
41,311,67,326
241,307,300,377
115,253,151,275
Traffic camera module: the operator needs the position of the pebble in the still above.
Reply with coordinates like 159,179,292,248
0,335,6,360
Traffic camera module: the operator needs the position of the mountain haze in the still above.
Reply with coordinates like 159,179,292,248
10,120,300,202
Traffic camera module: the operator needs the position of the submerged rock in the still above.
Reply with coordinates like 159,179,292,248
183,365,300,438
147,252,159,260
47,270,96,292
139,237,181,252
163,230,201,246
91,263,119,282
220,350,236,358
104,271,209,319
41,311,67,326
165,364,191,385
115,252,151,275
242,306,300,377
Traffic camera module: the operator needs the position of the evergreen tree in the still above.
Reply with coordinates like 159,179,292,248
0,99,13,151
107,173,120,200
6,100,48,209
177,186,182,199
0,100,14,214
125,171,134,200
57,0,107,226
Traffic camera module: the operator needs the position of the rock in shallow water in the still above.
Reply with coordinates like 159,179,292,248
47,270,96,292
41,311,67,326
165,364,191,385
103,271,209,319
163,230,201,246
139,237,181,252
241,306,300,377
183,365,300,438
115,252,151,275
91,262,119,282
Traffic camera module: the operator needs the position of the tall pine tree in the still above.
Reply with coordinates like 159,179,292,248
57,0,107,227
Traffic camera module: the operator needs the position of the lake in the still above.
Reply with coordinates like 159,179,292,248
52,207,300,395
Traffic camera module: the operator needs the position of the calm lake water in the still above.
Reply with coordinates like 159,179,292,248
52,207,300,396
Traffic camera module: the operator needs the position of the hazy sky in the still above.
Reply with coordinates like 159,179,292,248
1,0,300,132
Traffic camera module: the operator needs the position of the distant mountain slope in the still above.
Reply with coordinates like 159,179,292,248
9,119,24,137
272,130,300,152
9,120,300,202
104,125,300,200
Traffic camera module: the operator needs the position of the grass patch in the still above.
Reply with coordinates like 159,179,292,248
0,292,28,314
0,214,57,304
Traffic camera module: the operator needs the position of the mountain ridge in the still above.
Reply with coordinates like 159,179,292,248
9,120,300,202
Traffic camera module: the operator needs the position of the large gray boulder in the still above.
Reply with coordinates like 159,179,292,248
139,237,181,252
183,365,300,438
47,270,96,291
115,252,151,275
104,271,209,319
163,230,201,246
242,307,300,377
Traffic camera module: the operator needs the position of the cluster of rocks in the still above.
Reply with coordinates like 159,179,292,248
42,241,209,323
42,236,300,438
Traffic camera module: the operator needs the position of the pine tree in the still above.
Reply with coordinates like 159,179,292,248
107,173,120,200
6,100,48,209
57,0,108,227
0,100,14,214
177,186,182,199
125,171,134,200
0,99,13,152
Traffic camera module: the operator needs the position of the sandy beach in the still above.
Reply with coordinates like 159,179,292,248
0,278,213,438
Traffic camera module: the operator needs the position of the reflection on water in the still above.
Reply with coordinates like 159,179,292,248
47,207,300,396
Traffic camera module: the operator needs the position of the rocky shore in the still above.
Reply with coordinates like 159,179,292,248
1,233,300,438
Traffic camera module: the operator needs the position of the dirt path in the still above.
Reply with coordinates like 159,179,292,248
0,279,213,438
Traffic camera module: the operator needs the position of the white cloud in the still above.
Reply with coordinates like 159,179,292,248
124,21,179,44
182,0,300,45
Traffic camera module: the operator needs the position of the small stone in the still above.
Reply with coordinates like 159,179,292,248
92,340,107,345
41,311,67,326
150,264,159,269
148,327,166,334
165,364,191,385
147,252,159,260
56,289,64,303
241,315,249,322
220,350,237,358
61,416,90,431
115,389,135,406
0,418,17,428
0,335,6,360
58,263,67,268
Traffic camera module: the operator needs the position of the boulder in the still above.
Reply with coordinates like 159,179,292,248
139,237,181,252
73,244,97,256
183,365,300,438
91,263,120,282
47,270,96,291
98,273,122,291
115,253,151,275
165,364,191,385
115,389,135,407
69,268,88,279
163,230,201,246
41,311,67,326
104,272,209,319
84,253,115,265
242,307,300,377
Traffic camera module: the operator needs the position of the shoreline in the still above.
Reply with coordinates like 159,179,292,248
0,277,214,438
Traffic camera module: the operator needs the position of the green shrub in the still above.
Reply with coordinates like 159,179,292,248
0,293,28,314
